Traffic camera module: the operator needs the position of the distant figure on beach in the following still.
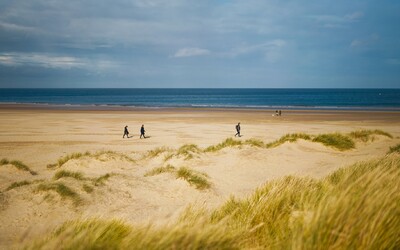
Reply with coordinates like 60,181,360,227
123,125,129,138
275,110,279,116
279,110,282,116
140,124,146,139
235,122,241,137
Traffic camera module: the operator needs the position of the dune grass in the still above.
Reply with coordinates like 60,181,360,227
29,154,399,249
93,173,113,186
53,170,85,181
51,151,135,168
82,184,94,193
244,138,265,148
36,182,81,205
176,144,202,160
265,133,312,148
176,167,211,190
0,158,37,175
6,180,31,191
389,143,400,154
57,152,91,167
204,138,243,152
349,129,393,142
145,147,172,159
144,164,176,177
312,133,355,151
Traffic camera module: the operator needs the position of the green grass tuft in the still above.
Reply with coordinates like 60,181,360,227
93,173,113,186
266,133,312,148
145,147,171,159
204,138,242,152
0,158,37,175
349,129,393,142
244,138,265,147
57,152,91,167
82,184,94,193
176,144,201,160
388,143,400,154
176,167,211,190
36,182,81,205
312,133,355,151
144,165,176,177
6,180,31,191
53,170,85,181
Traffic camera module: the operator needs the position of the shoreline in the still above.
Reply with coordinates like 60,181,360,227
1,102,400,112
1,103,400,123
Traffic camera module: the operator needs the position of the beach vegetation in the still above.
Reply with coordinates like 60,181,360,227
144,165,176,177
53,170,85,181
312,133,355,150
82,184,94,193
52,151,135,168
36,182,81,205
163,152,175,162
388,143,400,154
176,144,201,160
204,138,242,152
28,154,399,249
349,129,393,142
6,180,31,191
0,158,37,175
176,167,211,190
93,151,136,164
145,147,172,159
265,133,312,148
244,138,265,147
57,152,91,167
93,173,113,186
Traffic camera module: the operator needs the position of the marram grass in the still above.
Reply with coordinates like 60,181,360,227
0,158,37,175
389,143,400,154
144,164,176,177
51,151,135,168
176,167,211,190
53,170,85,181
36,182,81,205
28,154,400,249
349,129,393,142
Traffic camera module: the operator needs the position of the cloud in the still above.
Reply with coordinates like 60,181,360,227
345,11,364,20
350,34,379,48
173,48,210,57
0,52,118,71
311,11,364,29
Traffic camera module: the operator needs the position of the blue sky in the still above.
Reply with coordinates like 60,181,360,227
0,0,399,88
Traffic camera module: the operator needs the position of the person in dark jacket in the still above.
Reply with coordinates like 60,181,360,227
140,124,146,139
235,122,241,137
123,125,129,138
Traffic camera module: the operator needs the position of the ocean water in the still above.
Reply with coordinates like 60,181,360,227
0,88,399,110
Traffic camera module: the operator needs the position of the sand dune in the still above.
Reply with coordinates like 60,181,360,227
0,107,399,248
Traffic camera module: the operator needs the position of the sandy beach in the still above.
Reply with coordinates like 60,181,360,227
0,105,399,248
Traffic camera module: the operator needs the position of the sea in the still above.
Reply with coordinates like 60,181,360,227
0,88,399,111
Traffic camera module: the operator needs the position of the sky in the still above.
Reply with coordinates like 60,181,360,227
0,0,399,88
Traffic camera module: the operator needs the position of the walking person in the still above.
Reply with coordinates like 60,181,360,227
235,122,241,137
123,125,130,138
140,124,146,139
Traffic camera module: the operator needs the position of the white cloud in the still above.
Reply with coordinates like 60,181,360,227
350,34,379,48
345,12,364,20
173,47,210,57
0,52,118,71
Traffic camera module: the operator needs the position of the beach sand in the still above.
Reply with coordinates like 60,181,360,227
0,105,399,248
